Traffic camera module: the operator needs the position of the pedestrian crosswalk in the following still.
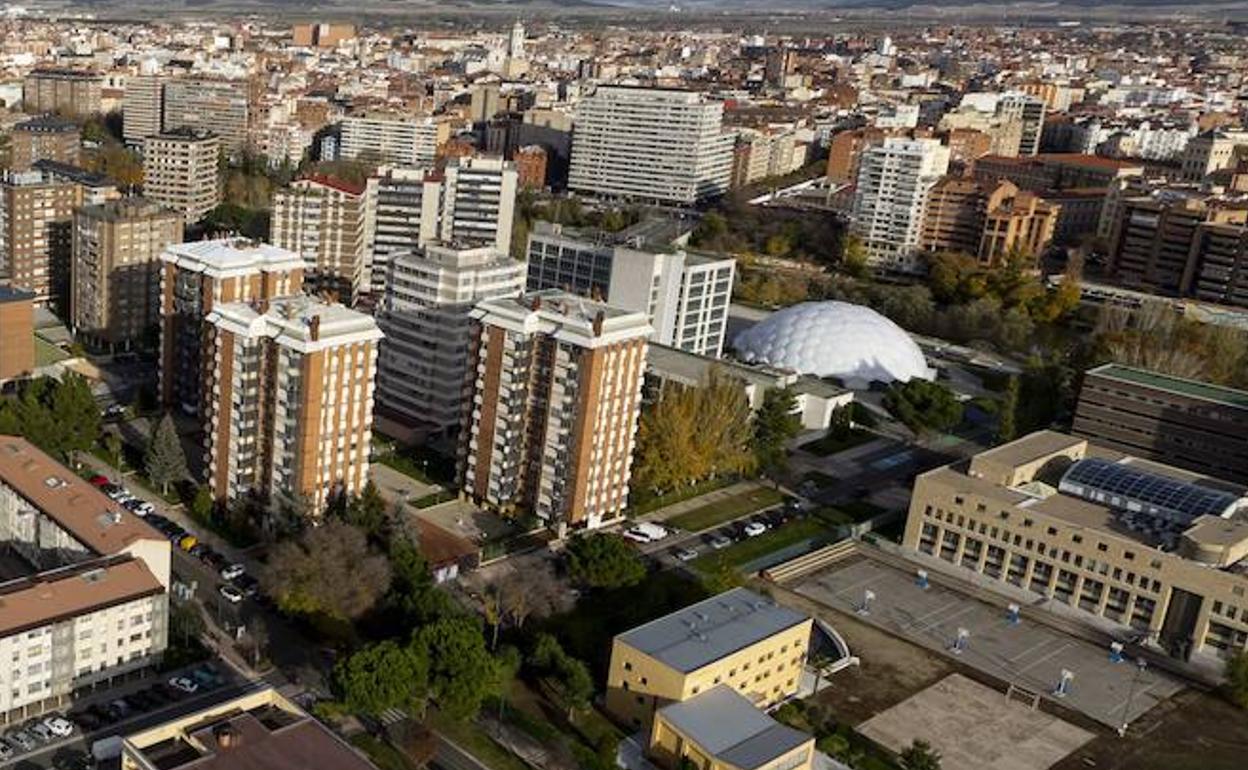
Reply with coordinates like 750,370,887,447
379,707,408,726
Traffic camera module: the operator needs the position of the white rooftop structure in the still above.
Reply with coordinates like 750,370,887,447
160,238,306,279
207,296,383,353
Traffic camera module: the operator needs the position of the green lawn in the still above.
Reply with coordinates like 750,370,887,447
412,489,457,509
692,517,832,571
800,429,873,457
666,486,785,533
627,476,736,516
428,712,532,770
34,336,69,366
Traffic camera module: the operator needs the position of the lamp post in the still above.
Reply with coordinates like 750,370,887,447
1118,658,1148,737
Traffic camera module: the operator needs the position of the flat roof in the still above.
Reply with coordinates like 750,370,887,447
0,557,163,637
0,436,163,556
161,239,305,278
207,296,382,353
659,685,810,769
617,587,809,674
1088,363,1248,410
970,430,1085,471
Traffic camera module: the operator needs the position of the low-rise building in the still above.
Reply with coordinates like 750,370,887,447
649,685,815,770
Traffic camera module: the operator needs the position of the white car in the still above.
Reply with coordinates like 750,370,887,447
219,584,244,604
743,521,768,538
42,717,73,738
674,547,699,562
220,564,246,581
622,527,652,544
622,522,669,544
169,676,199,694
708,534,732,550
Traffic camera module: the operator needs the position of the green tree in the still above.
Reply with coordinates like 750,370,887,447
565,533,646,589
334,640,429,716
189,486,215,525
53,374,102,461
1225,650,1248,709
900,739,942,770
840,233,870,278
997,376,1020,444
884,380,964,435
145,413,189,495
103,432,124,469
412,617,503,720
345,480,389,540
752,387,801,474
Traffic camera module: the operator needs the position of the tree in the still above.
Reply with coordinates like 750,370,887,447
840,233,870,278
499,561,561,629
334,640,429,716
345,480,389,540
900,739,942,770
262,520,392,621
145,413,189,495
411,617,503,720
997,375,1020,444
883,380,964,435
1225,650,1248,709
752,387,801,474
103,431,124,469
189,486,215,525
53,374,102,460
565,533,646,589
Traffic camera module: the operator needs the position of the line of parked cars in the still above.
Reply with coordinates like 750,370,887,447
89,475,155,517
57,664,224,740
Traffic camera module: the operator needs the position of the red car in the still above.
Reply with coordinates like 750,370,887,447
88,475,110,487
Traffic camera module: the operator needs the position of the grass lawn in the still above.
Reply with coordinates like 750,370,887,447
800,429,873,457
373,439,456,486
692,517,832,572
412,489,457,509
349,734,419,770
626,476,736,516
34,336,69,367
429,711,532,770
666,486,784,533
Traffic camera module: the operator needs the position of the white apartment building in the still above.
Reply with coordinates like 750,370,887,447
0,436,171,723
340,116,444,167
437,156,518,252
526,222,735,357
142,129,221,223
122,74,165,148
270,175,367,301
376,243,525,436
852,137,950,273
568,86,734,204
203,296,382,519
997,94,1047,156
161,78,252,153
462,291,652,532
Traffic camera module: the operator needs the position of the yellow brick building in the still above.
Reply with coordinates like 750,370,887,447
650,685,814,770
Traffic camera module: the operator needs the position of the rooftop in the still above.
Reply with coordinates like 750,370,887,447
0,557,163,638
32,159,116,187
617,587,810,674
161,238,305,278
0,285,35,304
1088,363,1248,411
14,115,79,134
207,295,383,352
658,685,811,769
79,197,181,223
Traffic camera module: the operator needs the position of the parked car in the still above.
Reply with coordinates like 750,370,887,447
103,403,126,418
0,738,12,760
179,535,199,552
107,699,132,720
168,676,198,694
67,710,99,731
29,722,54,742
219,584,244,603
234,574,260,598
192,664,223,688
8,730,35,752
708,533,732,550
204,551,229,571
622,522,669,543
743,520,768,538
126,691,156,711
674,546,700,562
86,703,115,725
87,475,110,487
220,563,246,581
43,716,74,738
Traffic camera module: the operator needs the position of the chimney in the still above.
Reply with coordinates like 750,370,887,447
215,724,239,749
592,310,604,336
531,296,542,311
309,314,321,341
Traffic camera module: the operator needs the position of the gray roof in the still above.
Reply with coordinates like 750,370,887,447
617,587,809,674
659,685,810,769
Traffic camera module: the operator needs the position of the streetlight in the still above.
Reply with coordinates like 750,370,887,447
1118,658,1148,737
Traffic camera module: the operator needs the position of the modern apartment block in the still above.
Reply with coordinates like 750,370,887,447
122,74,166,148
162,78,253,153
0,286,35,383
158,238,305,414
121,687,380,770
996,93,1047,156
72,198,184,348
21,68,103,117
526,222,735,357
143,129,222,223
979,183,1061,264
271,175,367,301
33,159,119,206
0,436,171,723
461,291,651,531
568,86,734,204
203,296,381,519
606,587,813,726
436,156,518,252
852,137,950,273
1073,364,1248,486
376,243,524,438
340,115,445,167
903,430,1248,662
9,115,80,171
0,169,82,309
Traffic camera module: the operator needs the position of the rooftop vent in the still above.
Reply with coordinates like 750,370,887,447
44,476,66,489
215,724,240,750
81,568,105,584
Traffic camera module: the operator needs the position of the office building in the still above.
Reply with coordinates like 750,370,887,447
376,243,525,437
568,86,734,204
650,686,815,770
162,78,252,153
143,129,221,223
605,586,813,741
903,430,1248,662
72,198,184,348
340,115,445,167
123,75,166,148
462,291,651,531
271,175,367,302
0,436,170,722
158,238,305,414
1073,364,1248,486
9,116,79,171
526,222,735,357
0,286,34,383
852,137,950,273
121,687,379,770
22,68,102,117
0,169,82,309
203,296,381,519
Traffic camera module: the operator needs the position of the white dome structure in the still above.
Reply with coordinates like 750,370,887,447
733,301,933,387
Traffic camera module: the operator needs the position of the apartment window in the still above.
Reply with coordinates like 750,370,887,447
1097,543,1108,552
623,662,632,672
1124,551,1135,561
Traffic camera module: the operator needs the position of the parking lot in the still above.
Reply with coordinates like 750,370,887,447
795,558,1186,728
631,497,802,568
